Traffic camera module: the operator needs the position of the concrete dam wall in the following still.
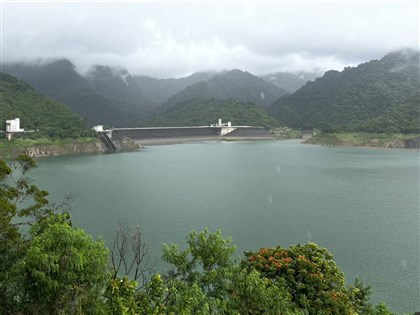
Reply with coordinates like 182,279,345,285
225,127,271,137
112,126,271,145
113,127,220,140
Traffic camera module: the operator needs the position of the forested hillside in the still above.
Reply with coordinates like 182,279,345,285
162,69,288,109
0,73,93,138
353,93,420,133
269,49,420,132
85,65,154,119
2,60,143,127
132,72,216,105
140,99,280,128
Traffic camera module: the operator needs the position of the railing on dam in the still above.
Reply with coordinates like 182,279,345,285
112,126,267,138
110,126,270,142
112,127,220,140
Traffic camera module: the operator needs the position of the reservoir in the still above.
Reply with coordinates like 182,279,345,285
31,140,419,312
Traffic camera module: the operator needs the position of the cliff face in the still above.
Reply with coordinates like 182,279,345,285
112,137,141,151
23,138,141,158
25,141,107,157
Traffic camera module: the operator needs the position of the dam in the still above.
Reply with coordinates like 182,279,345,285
112,126,271,145
95,120,272,148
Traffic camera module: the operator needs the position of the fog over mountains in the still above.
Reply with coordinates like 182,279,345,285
2,49,419,132
2,59,314,126
261,72,320,93
269,49,420,132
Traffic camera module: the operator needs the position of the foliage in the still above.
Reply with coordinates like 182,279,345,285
242,243,355,314
0,156,109,314
21,213,109,314
269,49,420,133
136,229,298,314
241,244,401,315
0,155,53,312
0,72,96,138
0,154,51,269
353,94,420,133
159,229,239,313
141,98,281,128
104,276,141,315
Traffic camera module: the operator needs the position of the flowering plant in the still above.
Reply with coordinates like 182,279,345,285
242,243,356,314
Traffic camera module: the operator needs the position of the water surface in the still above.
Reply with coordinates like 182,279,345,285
32,140,420,312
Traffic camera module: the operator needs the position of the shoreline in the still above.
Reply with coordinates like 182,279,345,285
0,137,139,158
3,135,418,158
302,141,420,151
132,136,279,146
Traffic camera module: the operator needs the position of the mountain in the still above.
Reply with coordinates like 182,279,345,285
132,72,216,105
2,60,219,126
2,60,143,127
84,65,154,118
140,98,279,128
261,72,320,93
268,49,420,131
162,69,289,109
0,72,92,138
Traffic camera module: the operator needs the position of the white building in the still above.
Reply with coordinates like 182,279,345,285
215,119,231,127
93,125,104,132
6,118,24,132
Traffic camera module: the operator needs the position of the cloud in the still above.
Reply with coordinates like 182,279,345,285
1,2,418,78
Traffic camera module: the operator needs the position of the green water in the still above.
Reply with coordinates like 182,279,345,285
32,140,419,312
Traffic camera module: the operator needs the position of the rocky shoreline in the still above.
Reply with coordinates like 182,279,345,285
302,136,420,151
0,138,141,158
303,133,420,150
4,134,417,158
24,141,106,157
302,142,419,151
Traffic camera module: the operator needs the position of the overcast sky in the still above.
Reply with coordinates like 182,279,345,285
1,1,419,78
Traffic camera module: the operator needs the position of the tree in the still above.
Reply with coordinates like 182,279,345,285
242,243,355,314
0,156,109,314
110,221,155,287
105,222,155,315
20,213,109,314
241,243,399,315
0,155,53,313
143,229,298,314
